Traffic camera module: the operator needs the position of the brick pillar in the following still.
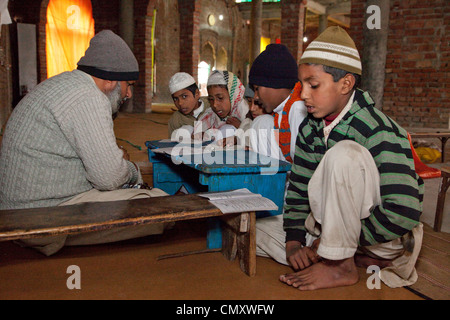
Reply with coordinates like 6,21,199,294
133,0,154,113
178,0,200,80
280,0,306,63
39,0,50,83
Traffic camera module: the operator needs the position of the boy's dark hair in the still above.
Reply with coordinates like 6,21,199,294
207,84,228,91
322,65,361,90
184,83,199,97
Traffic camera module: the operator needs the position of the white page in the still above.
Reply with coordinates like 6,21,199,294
211,197,278,214
152,146,206,156
199,188,259,200
199,188,278,214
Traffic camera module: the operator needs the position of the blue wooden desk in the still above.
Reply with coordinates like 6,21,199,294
146,140,291,249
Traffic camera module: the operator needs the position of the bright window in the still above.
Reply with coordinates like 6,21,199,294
46,0,95,78
198,61,211,97
260,37,270,53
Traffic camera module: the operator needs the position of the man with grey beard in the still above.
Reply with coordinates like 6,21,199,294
0,30,169,256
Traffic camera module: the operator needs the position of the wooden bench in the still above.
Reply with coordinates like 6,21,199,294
410,132,450,163
0,194,256,276
435,167,450,232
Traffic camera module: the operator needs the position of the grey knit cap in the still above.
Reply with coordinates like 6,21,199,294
77,30,139,81
244,86,254,98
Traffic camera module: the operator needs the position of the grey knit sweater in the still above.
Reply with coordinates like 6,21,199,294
0,70,140,209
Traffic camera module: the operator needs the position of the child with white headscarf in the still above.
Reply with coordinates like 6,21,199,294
193,70,250,144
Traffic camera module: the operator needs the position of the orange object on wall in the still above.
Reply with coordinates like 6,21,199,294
46,0,95,78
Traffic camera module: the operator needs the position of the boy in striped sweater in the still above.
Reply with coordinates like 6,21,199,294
280,27,423,290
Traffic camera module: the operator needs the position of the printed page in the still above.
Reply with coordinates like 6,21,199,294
198,188,259,200
211,196,278,214
199,188,278,214
151,146,207,156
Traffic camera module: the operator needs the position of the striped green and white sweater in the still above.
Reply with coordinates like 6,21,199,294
284,89,424,246
0,70,140,210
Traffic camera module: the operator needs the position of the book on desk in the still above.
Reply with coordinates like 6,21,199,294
146,139,291,249
198,188,278,214
146,139,289,174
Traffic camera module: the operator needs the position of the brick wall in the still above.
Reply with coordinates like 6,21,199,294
198,0,249,78
178,0,201,80
151,0,180,104
0,25,12,130
350,0,449,129
4,0,251,111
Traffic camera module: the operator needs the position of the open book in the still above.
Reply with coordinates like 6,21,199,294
198,188,278,214
151,142,243,158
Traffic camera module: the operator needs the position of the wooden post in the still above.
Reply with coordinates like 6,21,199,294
221,212,256,277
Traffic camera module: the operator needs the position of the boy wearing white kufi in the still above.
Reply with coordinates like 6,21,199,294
168,72,210,138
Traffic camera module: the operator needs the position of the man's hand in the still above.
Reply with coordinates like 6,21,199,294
286,240,321,271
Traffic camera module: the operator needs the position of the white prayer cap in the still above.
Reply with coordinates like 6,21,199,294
169,72,197,94
207,70,227,86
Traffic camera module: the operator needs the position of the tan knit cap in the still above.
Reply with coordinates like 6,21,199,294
299,26,362,75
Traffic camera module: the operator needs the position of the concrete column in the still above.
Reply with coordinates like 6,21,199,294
318,14,328,34
119,0,134,50
361,0,390,110
281,0,306,63
249,0,262,64
119,0,134,112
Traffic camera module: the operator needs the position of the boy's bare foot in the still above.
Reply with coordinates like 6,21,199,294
279,257,359,291
354,254,392,269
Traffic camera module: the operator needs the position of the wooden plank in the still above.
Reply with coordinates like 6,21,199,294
410,132,450,162
0,194,222,241
221,215,239,261
0,194,257,277
220,212,256,277
409,132,450,139
237,212,256,277
434,167,450,232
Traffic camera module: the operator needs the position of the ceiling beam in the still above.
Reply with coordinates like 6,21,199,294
326,1,351,16
305,0,326,15
237,1,351,28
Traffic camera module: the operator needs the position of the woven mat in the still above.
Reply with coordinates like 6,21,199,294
406,223,450,300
